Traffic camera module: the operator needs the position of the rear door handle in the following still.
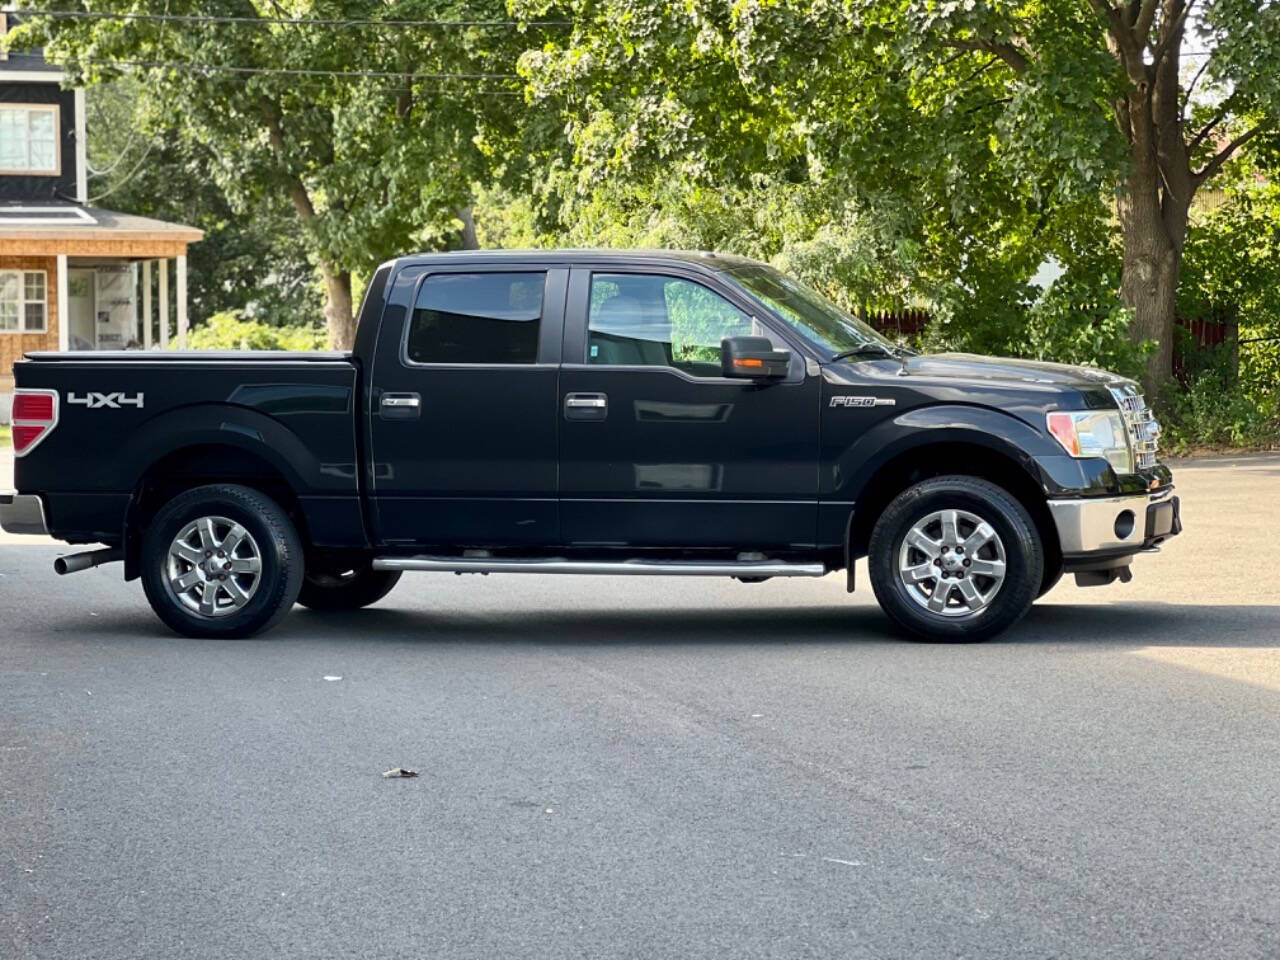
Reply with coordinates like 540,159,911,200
565,392,608,420
380,392,421,420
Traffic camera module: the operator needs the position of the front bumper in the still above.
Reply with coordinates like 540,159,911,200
1047,486,1180,559
0,492,49,536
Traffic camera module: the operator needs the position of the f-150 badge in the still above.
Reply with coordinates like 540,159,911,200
830,395,896,408
68,391,144,409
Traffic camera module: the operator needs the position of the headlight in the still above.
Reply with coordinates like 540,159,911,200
1046,410,1134,473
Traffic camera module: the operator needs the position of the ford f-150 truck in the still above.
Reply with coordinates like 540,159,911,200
1,250,1180,641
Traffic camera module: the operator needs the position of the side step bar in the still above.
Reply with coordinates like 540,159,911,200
371,556,828,578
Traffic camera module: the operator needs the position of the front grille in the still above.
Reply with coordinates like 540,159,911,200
1109,385,1161,470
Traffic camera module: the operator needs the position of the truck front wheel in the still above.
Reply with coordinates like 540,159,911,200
296,561,401,611
867,476,1043,642
140,484,304,639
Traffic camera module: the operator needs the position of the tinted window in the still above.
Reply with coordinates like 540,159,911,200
588,273,763,377
408,272,544,364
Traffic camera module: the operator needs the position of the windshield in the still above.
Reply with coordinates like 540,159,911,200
724,264,897,359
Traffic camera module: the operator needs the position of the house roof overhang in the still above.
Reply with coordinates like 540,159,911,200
0,203,203,258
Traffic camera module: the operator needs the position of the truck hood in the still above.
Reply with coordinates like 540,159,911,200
894,353,1133,391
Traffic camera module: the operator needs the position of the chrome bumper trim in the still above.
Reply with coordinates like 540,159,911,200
1047,491,1168,555
0,492,49,536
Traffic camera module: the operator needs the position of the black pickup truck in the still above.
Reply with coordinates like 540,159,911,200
1,250,1180,641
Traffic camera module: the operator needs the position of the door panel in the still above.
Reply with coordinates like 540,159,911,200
368,267,566,548
558,268,820,549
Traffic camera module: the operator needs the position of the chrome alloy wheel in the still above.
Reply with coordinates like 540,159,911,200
898,509,1007,618
165,516,263,617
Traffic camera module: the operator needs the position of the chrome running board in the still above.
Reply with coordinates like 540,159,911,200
371,556,827,578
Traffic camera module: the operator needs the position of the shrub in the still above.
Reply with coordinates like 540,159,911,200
184,311,326,351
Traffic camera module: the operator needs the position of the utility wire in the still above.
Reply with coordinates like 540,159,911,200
17,9,571,29
81,58,518,80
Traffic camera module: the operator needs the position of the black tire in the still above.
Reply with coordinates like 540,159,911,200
140,484,304,639
297,561,401,611
867,476,1043,642
1037,562,1065,599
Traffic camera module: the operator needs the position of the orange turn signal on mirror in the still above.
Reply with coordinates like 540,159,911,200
733,358,764,368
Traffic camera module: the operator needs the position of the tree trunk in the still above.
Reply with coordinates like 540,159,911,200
457,206,480,250
1115,94,1189,397
321,265,355,350
1119,228,1179,396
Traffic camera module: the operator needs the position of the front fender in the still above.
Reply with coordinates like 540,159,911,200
826,403,1119,502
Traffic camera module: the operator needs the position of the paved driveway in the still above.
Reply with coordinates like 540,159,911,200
2,455,1278,959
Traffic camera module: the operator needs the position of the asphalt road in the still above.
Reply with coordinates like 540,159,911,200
2,454,1279,960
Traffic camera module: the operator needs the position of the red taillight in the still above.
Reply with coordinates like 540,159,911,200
12,392,54,422
11,389,58,457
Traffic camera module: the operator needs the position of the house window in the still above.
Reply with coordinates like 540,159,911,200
0,271,48,333
0,105,60,174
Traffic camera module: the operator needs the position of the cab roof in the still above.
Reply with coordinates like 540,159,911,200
387,249,766,273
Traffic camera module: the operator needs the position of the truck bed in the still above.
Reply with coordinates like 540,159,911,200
13,350,363,547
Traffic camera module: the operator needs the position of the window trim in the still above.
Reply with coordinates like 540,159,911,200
0,103,61,176
0,269,49,335
399,268,552,369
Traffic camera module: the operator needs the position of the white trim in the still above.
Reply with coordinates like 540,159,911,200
0,268,49,334
158,258,169,350
176,254,188,349
73,87,87,202
0,70,67,83
142,260,152,349
0,205,96,225
56,255,68,350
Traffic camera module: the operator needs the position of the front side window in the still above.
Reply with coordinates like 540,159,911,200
588,273,765,376
407,272,545,364
0,270,47,333
0,105,59,174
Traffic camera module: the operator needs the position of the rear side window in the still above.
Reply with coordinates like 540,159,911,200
407,272,545,364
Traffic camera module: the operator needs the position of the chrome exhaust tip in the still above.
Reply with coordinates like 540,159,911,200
54,548,123,576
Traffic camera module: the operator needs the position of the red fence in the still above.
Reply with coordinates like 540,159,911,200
863,309,930,338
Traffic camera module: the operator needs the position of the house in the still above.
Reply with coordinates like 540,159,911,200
0,12,202,418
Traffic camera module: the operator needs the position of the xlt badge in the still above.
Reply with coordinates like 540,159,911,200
830,395,896,408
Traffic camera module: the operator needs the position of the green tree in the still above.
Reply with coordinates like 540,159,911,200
13,1,527,348
514,0,1280,391
85,77,323,330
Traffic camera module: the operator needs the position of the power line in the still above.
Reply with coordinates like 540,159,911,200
17,9,571,29
81,58,518,81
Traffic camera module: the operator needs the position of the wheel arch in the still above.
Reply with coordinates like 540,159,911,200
847,438,1062,580
124,443,308,581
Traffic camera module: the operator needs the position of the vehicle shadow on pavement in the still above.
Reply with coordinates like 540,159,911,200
51,600,1278,649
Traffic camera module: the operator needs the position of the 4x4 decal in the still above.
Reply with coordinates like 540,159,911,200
68,392,145,410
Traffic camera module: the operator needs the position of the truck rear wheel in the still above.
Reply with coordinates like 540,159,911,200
140,484,304,639
867,476,1043,642
297,562,401,611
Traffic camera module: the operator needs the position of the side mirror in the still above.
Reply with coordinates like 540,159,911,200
721,336,791,379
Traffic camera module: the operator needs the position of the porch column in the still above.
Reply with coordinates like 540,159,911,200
56,254,69,351
176,253,188,350
158,258,169,350
142,260,153,349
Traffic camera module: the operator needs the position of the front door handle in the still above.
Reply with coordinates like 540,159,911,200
565,392,608,421
380,392,421,420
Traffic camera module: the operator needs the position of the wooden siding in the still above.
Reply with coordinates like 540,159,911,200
0,237,192,258
0,254,59,391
